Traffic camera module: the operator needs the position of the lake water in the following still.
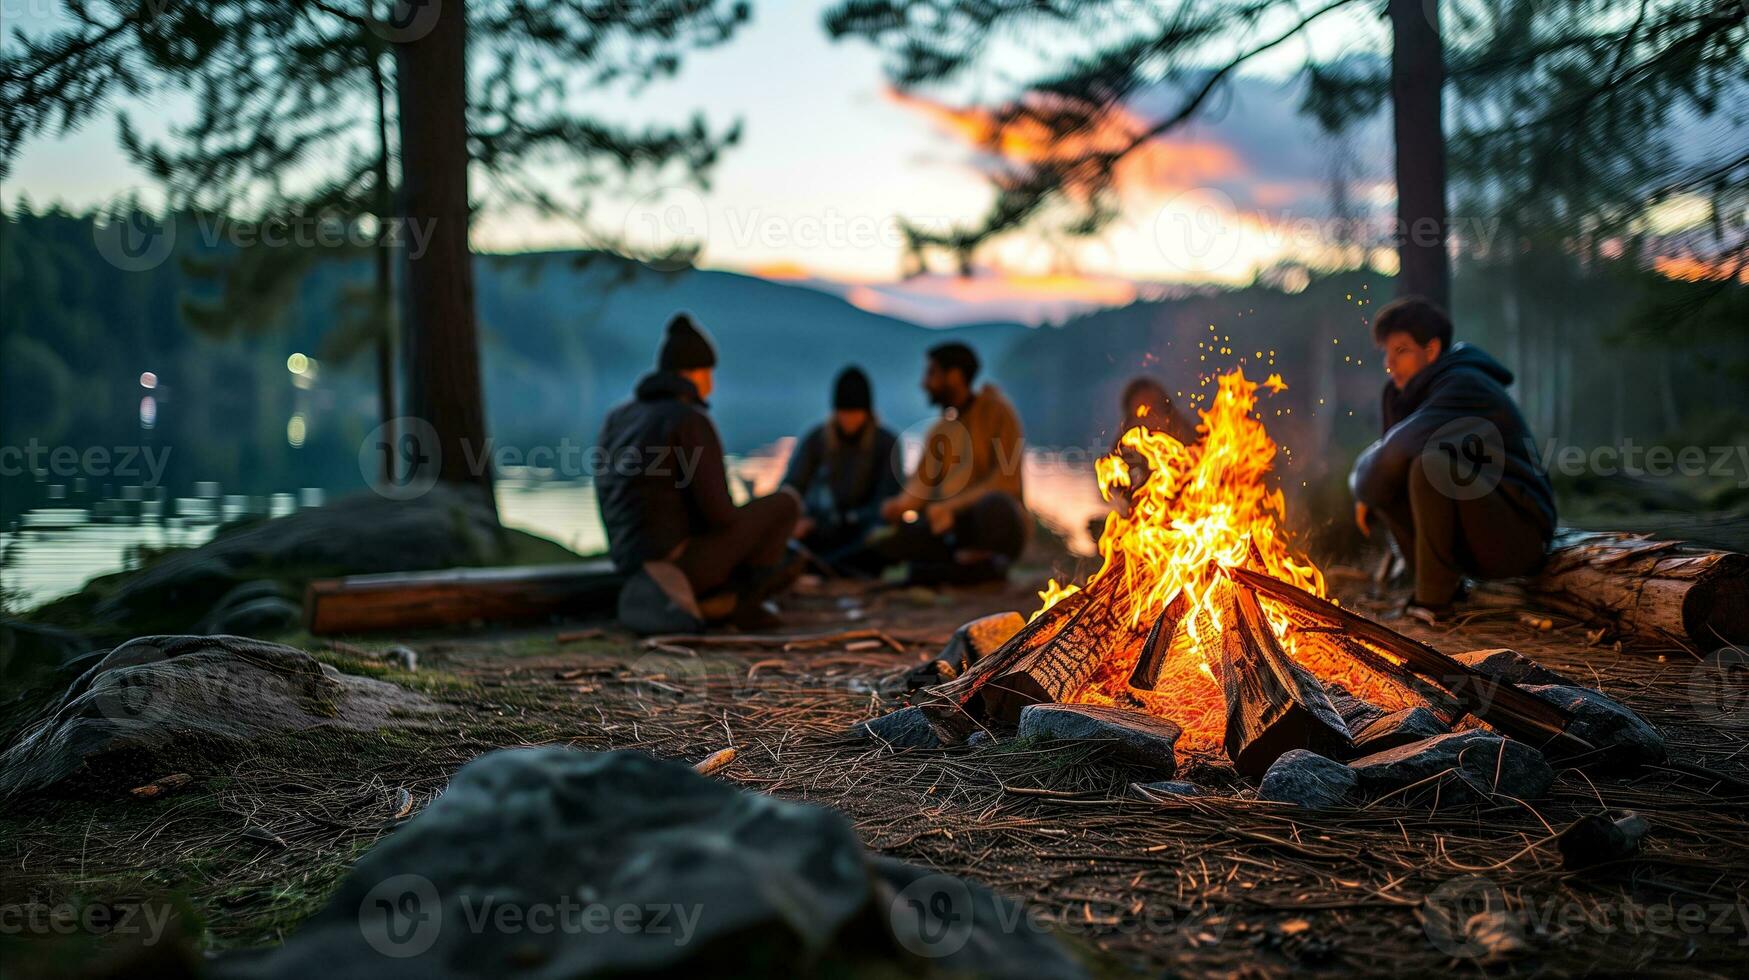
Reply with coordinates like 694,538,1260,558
1,447,1104,611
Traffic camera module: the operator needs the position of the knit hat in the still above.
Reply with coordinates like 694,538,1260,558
657,312,718,371
832,367,872,411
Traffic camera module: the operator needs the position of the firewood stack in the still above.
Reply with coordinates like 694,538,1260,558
915,563,1592,778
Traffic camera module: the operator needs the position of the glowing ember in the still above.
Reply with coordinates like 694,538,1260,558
1033,368,1416,751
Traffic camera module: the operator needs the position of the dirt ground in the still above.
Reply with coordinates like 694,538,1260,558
5,565,1748,978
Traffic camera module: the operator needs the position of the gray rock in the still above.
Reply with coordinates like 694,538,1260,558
1353,707,1449,754
0,635,441,799
966,730,993,747
1350,731,1554,805
1258,750,1358,808
1453,648,1574,687
215,747,1084,979
1523,684,1666,766
855,706,945,749
1130,779,1206,800
200,597,302,637
1018,703,1180,775
871,855,1085,979
0,619,88,684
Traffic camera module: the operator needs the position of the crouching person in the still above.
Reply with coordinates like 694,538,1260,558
874,342,1029,585
597,313,800,633
781,366,903,573
1349,297,1556,623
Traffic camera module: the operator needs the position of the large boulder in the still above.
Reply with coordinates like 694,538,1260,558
47,486,575,637
1522,684,1666,766
216,748,1083,979
0,619,87,684
0,635,440,799
1258,750,1358,809
1019,703,1181,775
1350,731,1554,805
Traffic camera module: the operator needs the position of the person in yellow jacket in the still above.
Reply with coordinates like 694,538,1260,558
875,342,1029,584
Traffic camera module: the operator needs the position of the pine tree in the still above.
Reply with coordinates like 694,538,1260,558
825,0,1746,313
2,0,752,506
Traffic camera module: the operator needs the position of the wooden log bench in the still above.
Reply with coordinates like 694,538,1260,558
305,560,623,635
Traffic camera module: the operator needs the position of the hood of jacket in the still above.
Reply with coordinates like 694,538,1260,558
1387,343,1512,427
634,370,707,408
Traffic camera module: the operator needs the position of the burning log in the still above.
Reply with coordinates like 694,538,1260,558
923,579,1108,723
1221,585,1351,777
1526,532,1749,646
980,584,1133,723
1127,590,1190,691
1226,566,1593,756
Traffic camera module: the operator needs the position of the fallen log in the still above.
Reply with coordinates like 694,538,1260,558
305,561,622,635
1527,532,1749,647
1222,584,1351,777
1225,566,1592,755
1128,590,1190,691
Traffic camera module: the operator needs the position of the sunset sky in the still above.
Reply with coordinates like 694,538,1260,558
7,2,1723,326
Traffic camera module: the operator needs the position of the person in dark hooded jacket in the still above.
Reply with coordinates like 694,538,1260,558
596,313,799,630
1349,297,1556,621
781,366,903,570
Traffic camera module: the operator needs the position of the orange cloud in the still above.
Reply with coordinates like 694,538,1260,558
845,285,892,315
885,87,1244,197
1654,255,1749,283
748,260,812,281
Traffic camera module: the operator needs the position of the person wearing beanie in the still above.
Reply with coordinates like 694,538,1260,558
596,312,801,632
780,366,903,572
872,342,1030,585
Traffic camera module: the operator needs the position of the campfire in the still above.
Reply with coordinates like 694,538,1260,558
920,369,1579,776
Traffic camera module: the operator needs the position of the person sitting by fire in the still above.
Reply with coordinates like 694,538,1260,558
873,342,1029,584
596,312,802,633
1349,297,1556,624
780,366,903,572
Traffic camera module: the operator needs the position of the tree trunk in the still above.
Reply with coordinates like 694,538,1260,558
393,0,496,513
1389,0,1450,312
371,31,398,486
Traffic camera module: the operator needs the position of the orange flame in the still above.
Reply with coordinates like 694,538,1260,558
1034,368,1413,750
